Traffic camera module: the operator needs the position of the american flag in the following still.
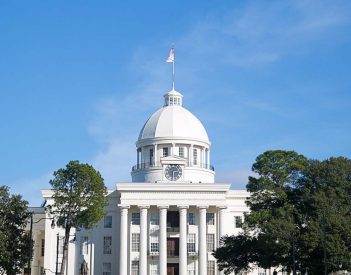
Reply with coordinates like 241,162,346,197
166,48,174,63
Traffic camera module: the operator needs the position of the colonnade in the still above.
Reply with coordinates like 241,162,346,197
136,143,211,168
119,205,226,275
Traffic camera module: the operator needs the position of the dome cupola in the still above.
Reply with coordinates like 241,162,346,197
164,89,183,106
131,88,215,183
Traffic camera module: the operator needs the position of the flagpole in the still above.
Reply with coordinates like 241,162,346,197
172,57,175,90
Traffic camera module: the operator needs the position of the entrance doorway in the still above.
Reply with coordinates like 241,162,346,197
167,263,179,275
167,238,179,257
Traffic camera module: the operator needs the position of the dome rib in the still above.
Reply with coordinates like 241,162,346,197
138,105,209,142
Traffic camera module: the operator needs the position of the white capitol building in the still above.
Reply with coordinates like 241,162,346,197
28,86,272,275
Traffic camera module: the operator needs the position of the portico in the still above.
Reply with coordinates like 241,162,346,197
117,183,230,275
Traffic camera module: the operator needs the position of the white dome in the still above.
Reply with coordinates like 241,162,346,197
138,104,209,143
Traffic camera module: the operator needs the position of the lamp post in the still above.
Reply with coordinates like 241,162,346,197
56,234,59,275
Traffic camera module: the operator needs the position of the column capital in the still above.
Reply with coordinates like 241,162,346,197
177,205,189,209
158,205,169,209
198,205,208,209
217,205,227,210
118,204,130,209
138,205,150,209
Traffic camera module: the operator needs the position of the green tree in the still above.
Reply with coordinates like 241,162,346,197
0,186,32,275
49,160,107,275
214,151,351,275
298,157,351,274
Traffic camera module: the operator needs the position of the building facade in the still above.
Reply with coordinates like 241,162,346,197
28,88,271,275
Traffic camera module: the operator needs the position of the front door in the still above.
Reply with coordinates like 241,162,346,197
167,263,179,275
167,238,179,257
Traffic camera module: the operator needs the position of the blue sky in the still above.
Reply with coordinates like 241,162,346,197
1,0,350,206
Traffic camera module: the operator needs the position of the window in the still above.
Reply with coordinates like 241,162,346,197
103,236,112,254
132,212,140,225
206,213,215,225
179,147,184,158
207,234,215,252
150,234,159,252
150,261,158,275
41,239,45,256
58,237,64,254
207,260,215,275
150,212,159,225
103,262,111,275
149,148,154,164
187,261,195,275
104,215,112,228
187,234,196,253
131,261,139,275
235,216,243,228
193,149,198,165
80,236,89,255
132,233,140,252
188,212,195,225
163,147,169,157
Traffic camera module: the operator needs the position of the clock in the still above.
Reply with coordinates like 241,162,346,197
164,164,183,181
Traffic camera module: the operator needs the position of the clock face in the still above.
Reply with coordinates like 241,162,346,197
164,164,183,181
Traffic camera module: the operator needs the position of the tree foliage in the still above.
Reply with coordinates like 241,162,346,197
49,160,107,275
213,150,351,275
0,186,32,275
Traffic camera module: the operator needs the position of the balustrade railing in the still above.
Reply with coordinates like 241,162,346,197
131,162,215,172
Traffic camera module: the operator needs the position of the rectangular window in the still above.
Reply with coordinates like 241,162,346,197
58,237,64,254
235,216,243,228
207,234,215,252
132,233,140,252
41,239,45,256
132,212,140,225
179,147,184,158
103,262,111,275
80,236,89,255
149,148,154,165
188,212,195,225
206,213,215,225
103,236,112,254
163,147,169,157
207,260,215,275
193,149,198,165
187,261,195,275
104,215,112,228
150,212,159,225
150,261,158,275
150,234,159,252
131,261,139,275
187,234,196,253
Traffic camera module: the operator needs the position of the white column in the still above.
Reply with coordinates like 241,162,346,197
140,147,144,165
198,206,207,275
208,148,211,167
119,205,129,275
137,149,140,166
189,144,193,166
178,206,188,275
218,206,227,275
172,143,176,156
153,144,157,165
159,206,169,275
139,206,149,275
218,206,226,240
202,147,205,167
